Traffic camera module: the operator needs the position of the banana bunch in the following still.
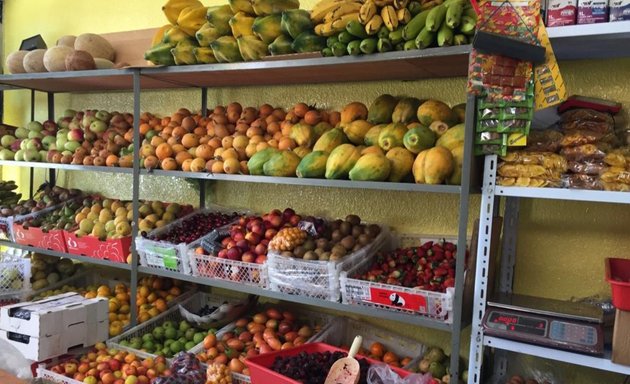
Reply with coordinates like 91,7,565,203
0,181,20,206
312,0,364,36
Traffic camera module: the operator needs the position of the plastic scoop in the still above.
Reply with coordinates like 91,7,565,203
324,335,363,384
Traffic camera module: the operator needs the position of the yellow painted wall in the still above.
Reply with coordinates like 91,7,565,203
3,1,630,382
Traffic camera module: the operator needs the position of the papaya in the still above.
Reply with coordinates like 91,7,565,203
229,11,256,38
386,147,415,182
193,46,218,64
312,122,333,141
253,14,283,44
296,151,329,178
237,35,269,61
281,9,313,39
343,120,373,145
377,123,407,151
162,26,191,46
435,123,465,150
177,5,208,36
412,149,428,183
228,0,255,15
429,120,449,137
269,34,295,55
364,124,385,146
263,150,301,177
349,153,391,181
206,5,234,35
452,103,467,123
325,144,361,179
247,147,279,175
196,22,222,47
392,97,422,123
361,145,384,156
291,31,326,53
448,143,464,185
290,123,315,147
144,43,176,66
367,94,397,124
403,125,436,154
417,99,458,127
418,146,454,184
313,128,347,153
171,40,199,65
210,36,243,63
252,0,299,16
293,146,311,159
340,102,368,127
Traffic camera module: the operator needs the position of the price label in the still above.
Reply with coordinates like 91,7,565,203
367,287,428,314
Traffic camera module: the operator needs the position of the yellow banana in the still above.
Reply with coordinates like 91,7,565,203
311,0,349,23
421,0,442,10
359,0,378,23
331,12,360,29
397,7,411,23
365,14,383,35
315,21,344,36
162,0,202,25
324,2,363,23
393,0,410,9
381,5,399,31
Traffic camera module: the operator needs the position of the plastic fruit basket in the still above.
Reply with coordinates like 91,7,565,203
11,205,70,252
340,234,463,322
137,206,242,274
64,230,131,263
245,342,410,384
605,257,630,311
310,316,425,371
267,224,390,302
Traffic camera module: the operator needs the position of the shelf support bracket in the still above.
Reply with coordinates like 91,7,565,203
499,197,520,294
130,69,141,327
48,92,56,187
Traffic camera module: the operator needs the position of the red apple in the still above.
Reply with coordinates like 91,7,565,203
50,366,63,374
136,366,147,376
255,243,267,256
97,362,110,372
270,209,282,216
289,215,302,226
227,247,242,260
74,373,86,381
242,252,255,263
283,208,296,221
245,232,261,245
233,231,245,242
221,237,231,247
261,238,270,247
255,255,267,264
264,228,278,240
99,369,113,379
64,362,78,375
269,215,283,228
236,239,249,251
226,239,237,249
218,249,228,259
108,359,121,372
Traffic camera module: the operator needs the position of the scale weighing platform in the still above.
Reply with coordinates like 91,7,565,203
483,293,605,355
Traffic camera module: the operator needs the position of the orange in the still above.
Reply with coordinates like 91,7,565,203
171,143,186,154
156,143,173,160
175,151,193,166
139,123,151,135
195,144,213,161
182,133,199,148
161,157,177,171
148,307,160,318
105,155,119,167
151,136,166,147
97,285,111,297
138,312,151,323
144,155,159,170
182,158,193,172
147,292,157,303
172,126,186,139
154,298,167,312
190,158,206,172
169,286,181,296
138,286,150,298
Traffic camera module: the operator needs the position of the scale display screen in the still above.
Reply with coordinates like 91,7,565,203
486,310,547,337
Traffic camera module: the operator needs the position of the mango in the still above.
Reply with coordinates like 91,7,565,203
364,124,385,146
377,123,407,151
247,147,278,175
417,99,458,127
325,144,361,179
392,97,422,123
253,14,283,44
349,153,391,181
290,123,315,147
313,128,347,153
448,144,464,185
263,150,301,177
343,120,373,145
435,123,465,150
403,125,436,154
386,147,415,182
367,94,397,124
296,151,329,178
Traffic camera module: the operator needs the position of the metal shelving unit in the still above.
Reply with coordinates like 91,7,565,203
468,155,630,382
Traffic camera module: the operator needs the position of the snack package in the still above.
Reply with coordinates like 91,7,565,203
560,109,615,133
547,0,578,26
526,129,564,152
601,181,630,191
567,161,608,175
578,0,609,23
601,169,630,184
563,173,603,190
501,151,568,170
560,144,607,161
604,152,628,168
498,176,562,187
367,363,433,384
497,163,563,178
559,130,605,147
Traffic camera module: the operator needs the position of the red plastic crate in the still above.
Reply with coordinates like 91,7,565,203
64,231,131,263
245,342,409,384
12,224,67,252
605,258,630,311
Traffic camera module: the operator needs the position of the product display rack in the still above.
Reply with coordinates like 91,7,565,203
0,53,478,382
468,155,630,382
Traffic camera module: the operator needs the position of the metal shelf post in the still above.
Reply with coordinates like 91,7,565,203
129,69,141,327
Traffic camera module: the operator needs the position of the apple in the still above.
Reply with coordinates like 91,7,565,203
26,121,43,132
221,237,231,247
62,109,77,118
255,243,267,255
245,231,261,245
108,359,121,371
269,215,283,228
238,217,248,226
236,239,249,251
96,110,112,122
242,251,255,263
1,135,16,147
68,128,84,141
90,120,107,133
227,247,242,260
84,131,97,142
217,249,228,258
57,116,72,128
27,130,43,139
124,375,138,384
26,138,42,150
43,119,57,131
0,149,15,160
232,231,245,242
289,215,302,226
65,140,81,152
10,140,21,152
56,137,68,150
39,150,48,160
14,149,24,161
23,148,40,162
20,139,28,150
14,127,29,139
82,115,96,129
42,135,56,149
84,375,98,384
282,208,296,221
264,228,277,240
226,239,237,249
51,366,64,374
97,362,110,371
255,255,267,264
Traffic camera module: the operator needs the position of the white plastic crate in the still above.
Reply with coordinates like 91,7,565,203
267,224,391,301
37,363,84,384
137,206,243,274
340,234,464,322
107,292,240,360
189,249,269,289
311,316,426,371
0,258,30,294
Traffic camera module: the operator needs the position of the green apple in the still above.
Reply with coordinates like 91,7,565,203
23,148,40,162
61,150,73,157
1,135,16,147
20,140,28,150
89,120,107,134
26,121,43,132
39,150,48,160
64,141,81,152
14,149,24,161
14,127,28,139
95,110,111,122
42,136,56,149
0,149,15,160
62,109,76,118
56,137,68,150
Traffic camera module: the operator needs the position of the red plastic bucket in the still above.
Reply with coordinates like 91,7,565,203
605,258,630,311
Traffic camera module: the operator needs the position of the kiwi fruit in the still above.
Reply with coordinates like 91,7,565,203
330,253,343,261
339,221,352,236
331,244,347,257
366,224,381,237
314,248,325,256
281,251,294,257
315,238,329,251
340,235,356,250
358,233,372,246
331,229,343,242
351,225,363,238
352,243,362,252
330,219,343,230
303,251,318,260
345,214,361,226
302,239,316,251
293,245,306,258
319,252,330,261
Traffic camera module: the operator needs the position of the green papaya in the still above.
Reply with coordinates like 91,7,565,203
348,153,391,181
448,143,464,185
210,36,243,63
291,31,326,53
145,43,176,65
325,144,361,179
403,125,436,154
247,148,279,175
313,128,348,153
281,9,313,39
364,124,385,146
193,46,218,64
206,5,234,35
237,35,269,61
252,0,299,16
378,123,407,151
196,22,222,47
269,34,295,55
289,123,315,147
263,151,301,177
367,94,397,124
253,14,283,44
296,151,329,178
171,40,199,65
392,97,422,123
435,123,465,150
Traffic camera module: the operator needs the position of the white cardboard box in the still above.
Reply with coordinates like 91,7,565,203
0,321,87,361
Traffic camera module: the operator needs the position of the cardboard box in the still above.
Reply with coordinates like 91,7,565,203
612,309,630,366
610,0,630,20
547,0,578,25
0,321,88,361
578,0,610,23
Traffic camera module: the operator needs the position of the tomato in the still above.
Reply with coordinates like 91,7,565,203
383,351,398,365
267,337,282,351
253,313,268,324
369,342,385,359
203,334,217,350
266,308,282,320
229,358,245,373
227,339,244,351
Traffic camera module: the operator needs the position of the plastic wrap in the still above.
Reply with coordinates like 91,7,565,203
497,177,562,188
604,152,628,168
560,144,607,162
497,164,563,178
600,169,630,184
560,109,614,134
367,364,432,384
559,130,605,147
562,174,603,190
475,144,508,156
601,181,630,192
153,353,205,384
567,161,607,175
526,130,564,153
501,152,567,170
178,294,257,329
478,119,531,133
477,132,505,145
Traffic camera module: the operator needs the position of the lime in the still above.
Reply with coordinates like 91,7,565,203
193,332,204,344
185,328,196,341
185,341,196,350
170,340,183,354
179,320,191,332
164,327,177,340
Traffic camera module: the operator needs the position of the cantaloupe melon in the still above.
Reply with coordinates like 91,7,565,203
74,33,115,61
44,46,75,72
23,49,47,73
94,58,115,69
65,50,96,71
56,35,77,48
5,51,28,74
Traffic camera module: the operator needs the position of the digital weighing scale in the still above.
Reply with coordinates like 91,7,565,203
482,293,605,355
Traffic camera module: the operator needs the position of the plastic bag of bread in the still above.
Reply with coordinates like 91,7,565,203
501,151,567,170
498,176,562,188
567,161,607,175
559,130,604,147
563,174,603,190
560,144,607,161
560,109,614,134
497,163,563,178
600,169,630,184
601,181,630,192
604,152,627,168
526,129,563,152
